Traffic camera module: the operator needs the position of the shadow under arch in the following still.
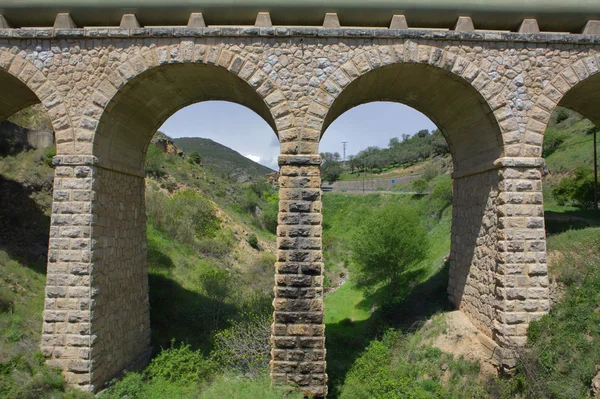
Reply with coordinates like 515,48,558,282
320,61,506,354
0,68,41,122
321,62,504,172
556,70,600,126
93,62,278,175
86,62,280,389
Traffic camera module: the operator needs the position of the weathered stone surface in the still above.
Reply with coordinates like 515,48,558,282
0,25,588,395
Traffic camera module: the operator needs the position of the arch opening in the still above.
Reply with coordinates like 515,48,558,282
319,63,505,350
94,63,277,175
558,72,600,127
87,63,280,389
321,63,504,173
0,68,41,123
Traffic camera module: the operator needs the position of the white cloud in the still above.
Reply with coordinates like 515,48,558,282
245,154,261,163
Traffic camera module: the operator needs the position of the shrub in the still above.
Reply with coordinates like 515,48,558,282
146,341,217,385
145,145,166,178
200,372,303,399
212,313,272,375
188,151,202,165
247,234,259,250
351,205,429,296
147,188,220,247
431,175,452,206
551,168,597,208
260,199,278,234
422,164,440,181
412,178,428,194
542,129,567,158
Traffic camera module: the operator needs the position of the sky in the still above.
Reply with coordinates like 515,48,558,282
159,101,438,170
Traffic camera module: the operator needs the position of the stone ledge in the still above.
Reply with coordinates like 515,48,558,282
1,26,600,43
53,155,97,166
453,157,544,179
279,155,322,166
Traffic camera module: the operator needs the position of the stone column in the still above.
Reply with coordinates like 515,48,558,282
41,155,97,391
42,156,151,391
493,157,549,371
271,154,327,398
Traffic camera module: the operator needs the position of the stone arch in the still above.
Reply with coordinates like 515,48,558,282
87,44,293,175
0,50,72,146
534,54,600,130
308,44,508,172
287,44,543,363
50,43,296,390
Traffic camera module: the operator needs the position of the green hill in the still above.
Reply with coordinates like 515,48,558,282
173,136,274,182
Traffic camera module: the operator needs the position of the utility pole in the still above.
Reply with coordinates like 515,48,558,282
594,127,598,211
342,141,348,164
363,160,366,194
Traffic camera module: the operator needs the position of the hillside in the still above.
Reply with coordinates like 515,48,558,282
0,104,599,398
173,136,274,183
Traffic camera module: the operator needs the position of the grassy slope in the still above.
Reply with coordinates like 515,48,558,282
173,137,274,181
322,191,453,397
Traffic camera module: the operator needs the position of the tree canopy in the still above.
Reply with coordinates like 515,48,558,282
351,205,429,296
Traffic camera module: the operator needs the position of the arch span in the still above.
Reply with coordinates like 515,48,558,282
320,61,504,172
315,54,509,350
45,55,288,390
93,62,279,176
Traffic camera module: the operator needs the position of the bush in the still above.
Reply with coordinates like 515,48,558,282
146,341,217,385
412,178,428,194
351,205,429,296
146,188,220,247
98,372,196,399
339,329,484,399
200,373,303,399
431,175,452,206
551,168,597,208
422,164,440,181
211,313,273,375
260,199,278,234
188,151,202,165
542,129,567,158
247,234,259,250
145,145,166,178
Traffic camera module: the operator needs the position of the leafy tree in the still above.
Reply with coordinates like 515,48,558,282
552,168,597,208
145,145,166,178
321,152,343,183
188,151,202,165
351,206,429,296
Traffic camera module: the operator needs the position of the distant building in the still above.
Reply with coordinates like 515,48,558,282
266,171,280,187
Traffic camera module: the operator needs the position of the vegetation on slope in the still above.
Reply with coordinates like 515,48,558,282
173,136,274,183
1,103,599,398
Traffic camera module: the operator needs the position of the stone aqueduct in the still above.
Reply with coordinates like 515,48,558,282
0,5,599,397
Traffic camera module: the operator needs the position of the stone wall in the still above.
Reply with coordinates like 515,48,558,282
42,156,96,390
273,157,327,398
449,169,499,338
90,167,150,388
